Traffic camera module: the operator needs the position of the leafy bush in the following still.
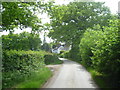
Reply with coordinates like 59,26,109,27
44,54,63,65
59,50,70,58
59,50,66,58
80,25,102,67
59,50,65,54
2,50,46,88
2,32,41,51
41,43,51,52
3,50,45,72
79,20,120,87
69,44,82,61
91,20,120,86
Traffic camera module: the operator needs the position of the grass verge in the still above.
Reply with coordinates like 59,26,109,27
86,67,109,88
15,67,52,88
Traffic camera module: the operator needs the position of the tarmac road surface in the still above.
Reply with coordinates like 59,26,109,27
43,58,98,88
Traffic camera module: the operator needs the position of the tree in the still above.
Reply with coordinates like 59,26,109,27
48,2,111,42
41,43,51,52
2,32,41,51
1,1,53,33
47,2,112,60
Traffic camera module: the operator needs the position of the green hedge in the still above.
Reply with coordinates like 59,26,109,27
44,54,63,65
3,50,45,72
2,50,63,88
2,50,47,88
2,32,41,51
79,20,120,87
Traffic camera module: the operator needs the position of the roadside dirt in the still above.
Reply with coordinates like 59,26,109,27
46,64,62,74
42,64,63,88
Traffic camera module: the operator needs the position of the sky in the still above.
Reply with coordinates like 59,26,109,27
1,0,120,43
54,0,119,14
95,0,119,14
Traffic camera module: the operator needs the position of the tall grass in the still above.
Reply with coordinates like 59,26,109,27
87,67,109,88
15,67,52,88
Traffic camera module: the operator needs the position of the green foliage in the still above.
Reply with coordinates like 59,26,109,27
2,50,46,88
59,50,70,58
59,50,66,58
44,54,63,65
86,67,109,88
48,2,111,42
2,50,45,72
47,2,112,61
2,32,41,51
80,25,102,66
41,43,51,52
0,35,1,90
59,50,65,54
1,2,43,32
79,19,120,87
15,67,52,88
91,20,120,87
2,49,62,88
69,43,81,61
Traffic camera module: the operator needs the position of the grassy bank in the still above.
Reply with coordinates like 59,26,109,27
86,67,109,88
15,67,52,88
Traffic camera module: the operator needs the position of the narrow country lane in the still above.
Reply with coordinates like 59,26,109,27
43,58,98,88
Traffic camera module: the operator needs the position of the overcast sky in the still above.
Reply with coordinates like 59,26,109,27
95,0,119,14
54,0,119,14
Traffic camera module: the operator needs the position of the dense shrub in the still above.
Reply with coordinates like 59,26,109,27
2,49,63,88
2,32,41,51
2,50,46,88
44,54,63,65
2,50,45,72
59,50,65,54
41,43,51,52
69,45,81,61
59,50,70,58
91,20,120,86
79,20,120,87
64,51,70,58
80,25,103,67
59,50,66,58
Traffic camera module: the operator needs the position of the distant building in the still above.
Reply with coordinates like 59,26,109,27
52,44,71,54
52,48,58,53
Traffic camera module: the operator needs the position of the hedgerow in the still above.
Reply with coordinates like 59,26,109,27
79,20,120,87
44,54,63,65
2,50,46,88
2,50,45,72
2,50,63,88
2,32,41,51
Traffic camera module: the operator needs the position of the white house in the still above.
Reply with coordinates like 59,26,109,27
52,44,71,54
